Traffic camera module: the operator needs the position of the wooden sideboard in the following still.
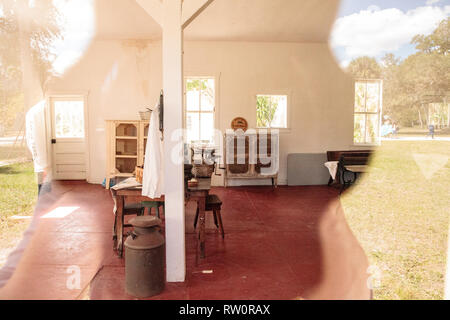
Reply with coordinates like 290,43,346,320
224,129,279,187
105,120,149,189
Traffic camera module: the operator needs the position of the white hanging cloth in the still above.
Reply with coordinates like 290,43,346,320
142,108,164,198
25,100,48,173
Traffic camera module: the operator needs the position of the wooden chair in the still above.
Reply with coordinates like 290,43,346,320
194,194,225,238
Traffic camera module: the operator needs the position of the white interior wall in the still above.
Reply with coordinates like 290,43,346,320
47,40,162,183
47,39,356,185
183,41,355,186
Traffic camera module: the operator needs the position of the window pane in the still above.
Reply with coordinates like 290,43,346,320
256,95,287,128
185,78,215,143
186,112,200,142
200,79,215,112
186,89,200,111
354,114,366,144
271,96,287,128
200,113,214,142
54,100,84,138
355,82,366,112
366,82,380,112
366,114,379,144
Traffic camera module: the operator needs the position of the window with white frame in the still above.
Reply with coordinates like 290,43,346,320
256,95,288,128
53,99,85,138
354,80,383,145
184,77,215,143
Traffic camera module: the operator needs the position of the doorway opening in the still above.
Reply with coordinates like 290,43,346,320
49,96,88,180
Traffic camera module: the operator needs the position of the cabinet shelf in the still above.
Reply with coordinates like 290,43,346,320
115,155,138,159
105,120,149,189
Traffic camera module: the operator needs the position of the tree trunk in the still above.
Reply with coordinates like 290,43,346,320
446,98,449,127
418,107,423,128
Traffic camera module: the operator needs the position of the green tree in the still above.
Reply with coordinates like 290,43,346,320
412,18,449,55
0,0,61,132
348,19,450,128
186,79,214,103
347,56,382,79
403,52,448,126
380,53,412,126
393,17,450,127
256,96,278,128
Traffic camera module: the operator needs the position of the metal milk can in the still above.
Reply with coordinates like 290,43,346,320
125,215,165,298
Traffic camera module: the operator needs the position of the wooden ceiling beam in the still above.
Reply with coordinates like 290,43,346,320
181,0,214,29
136,0,163,26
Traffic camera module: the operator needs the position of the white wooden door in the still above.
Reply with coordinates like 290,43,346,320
50,97,87,180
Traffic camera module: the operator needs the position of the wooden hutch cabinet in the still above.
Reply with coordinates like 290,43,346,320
105,120,149,189
224,129,279,187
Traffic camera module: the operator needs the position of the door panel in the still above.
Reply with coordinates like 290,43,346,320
56,164,86,171
50,97,87,180
55,153,85,164
54,141,85,153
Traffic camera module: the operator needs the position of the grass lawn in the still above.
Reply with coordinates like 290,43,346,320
396,127,450,138
341,140,450,299
0,162,37,268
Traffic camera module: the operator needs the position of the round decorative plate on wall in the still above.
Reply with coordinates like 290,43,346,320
231,117,248,132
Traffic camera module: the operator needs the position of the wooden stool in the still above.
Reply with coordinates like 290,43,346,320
194,194,225,238
141,201,165,219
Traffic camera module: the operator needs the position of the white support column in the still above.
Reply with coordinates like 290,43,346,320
162,0,185,282
136,0,214,283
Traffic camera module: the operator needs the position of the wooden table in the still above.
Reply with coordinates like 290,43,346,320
187,178,211,258
111,178,211,258
111,187,164,257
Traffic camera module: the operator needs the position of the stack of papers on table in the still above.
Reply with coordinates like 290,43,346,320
111,177,142,190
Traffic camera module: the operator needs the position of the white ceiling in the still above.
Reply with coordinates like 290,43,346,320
184,0,340,43
92,0,339,43
94,0,161,40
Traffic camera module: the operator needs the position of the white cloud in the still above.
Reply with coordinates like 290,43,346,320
331,5,450,60
426,0,441,5
367,5,381,12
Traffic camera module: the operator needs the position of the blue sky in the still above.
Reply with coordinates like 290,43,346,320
332,0,450,66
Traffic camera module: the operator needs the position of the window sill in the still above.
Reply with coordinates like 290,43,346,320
256,128,292,134
352,142,380,147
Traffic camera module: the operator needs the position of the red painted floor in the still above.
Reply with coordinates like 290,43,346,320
0,181,370,300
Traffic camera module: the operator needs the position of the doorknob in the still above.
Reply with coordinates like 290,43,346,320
51,139,56,144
